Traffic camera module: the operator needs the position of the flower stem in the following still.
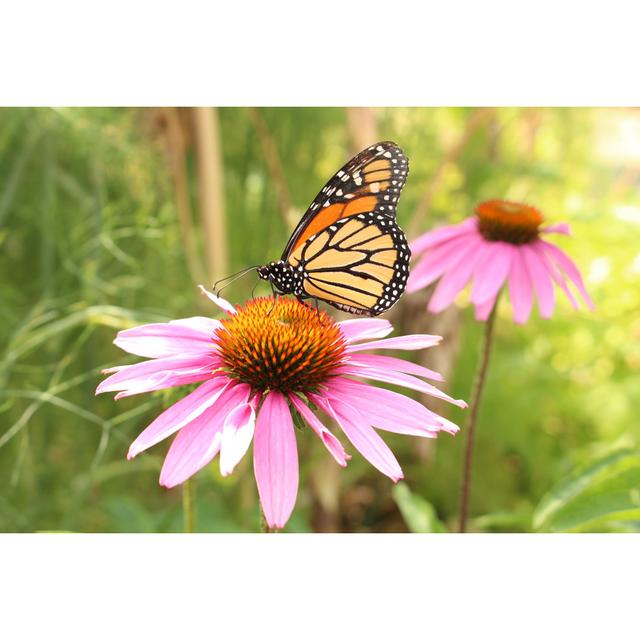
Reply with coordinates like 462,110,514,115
458,302,498,533
182,478,196,533
260,509,273,533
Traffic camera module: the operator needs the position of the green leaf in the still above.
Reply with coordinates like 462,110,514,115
392,482,446,533
533,448,640,532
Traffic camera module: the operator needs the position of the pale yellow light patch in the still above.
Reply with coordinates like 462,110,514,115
303,231,331,260
351,235,394,251
364,169,391,182
329,220,364,246
365,160,390,172
306,248,367,270
339,224,381,249
372,249,398,266
311,271,383,297
288,247,303,266
352,262,394,281
303,281,368,309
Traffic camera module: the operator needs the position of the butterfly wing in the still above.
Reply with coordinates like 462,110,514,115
282,141,410,316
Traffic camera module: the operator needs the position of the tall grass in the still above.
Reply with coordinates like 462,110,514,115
1,107,638,532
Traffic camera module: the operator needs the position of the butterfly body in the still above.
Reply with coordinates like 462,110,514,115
258,141,411,316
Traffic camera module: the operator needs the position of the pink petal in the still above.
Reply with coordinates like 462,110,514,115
337,318,393,343
96,353,218,397
346,353,443,382
314,395,403,481
114,320,218,359
538,240,595,310
170,316,222,334
521,244,556,318
219,401,256,477
329,378,460,434
470,242,513,305
159,383,251,487
253,392,299,530
288,394,349,466
407,233,480,293
112,371,216,400
508,247,534,324
127,377,231,459
336,364,467,408
198,285,237,314
474,296,497,321
346,334,441,353
531,241,579,310
427,240,485,313
325,381,453,437
410,217,478,254
542,222,571,236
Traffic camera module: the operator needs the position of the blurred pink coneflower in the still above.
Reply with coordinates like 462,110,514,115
407,199,594,533
407,199,594,323
97,287,465,530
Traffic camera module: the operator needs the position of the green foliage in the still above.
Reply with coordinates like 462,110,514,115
392,483,446,533
533,447,640,532
1,107,638,532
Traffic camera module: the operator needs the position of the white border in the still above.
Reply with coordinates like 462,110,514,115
1,534,638,638
1,2,639,105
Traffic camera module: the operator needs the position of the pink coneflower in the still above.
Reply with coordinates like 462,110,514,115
407,199,593,533
96,287,465,530
407,199,594,322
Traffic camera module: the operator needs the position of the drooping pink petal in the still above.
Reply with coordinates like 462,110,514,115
336,364,467,408
325,384,443,438
253,392,299,529
313,395,403,481
470,242,513,305
288,394,349,466
508,247,535,324
521,244,556,318
531,241,579,310
113,320,218,359
410,217,478,254
159,383,251,487
96,353,218,397
219,401,256,477
127,377,231,459
337,318,393,343
427,240,485,313
198,285,237,314
346,353,443,382
407,233,482,294
541,222,571,236
327,378,460,435
346,334,441,353
538,240,595,310
474,295,497,321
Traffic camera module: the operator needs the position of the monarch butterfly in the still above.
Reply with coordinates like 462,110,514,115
256,141,411,316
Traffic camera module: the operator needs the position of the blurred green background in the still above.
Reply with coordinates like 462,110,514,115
1,107,639,533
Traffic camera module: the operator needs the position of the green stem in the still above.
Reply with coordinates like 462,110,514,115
458,301,499,533
182,477,196,533
260,509,273,533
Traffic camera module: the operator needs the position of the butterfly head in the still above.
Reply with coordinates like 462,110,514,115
257,260,301,295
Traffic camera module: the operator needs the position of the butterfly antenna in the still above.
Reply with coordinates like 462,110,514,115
212,266,259,296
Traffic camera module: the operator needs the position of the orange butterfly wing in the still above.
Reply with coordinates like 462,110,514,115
282,141,409,263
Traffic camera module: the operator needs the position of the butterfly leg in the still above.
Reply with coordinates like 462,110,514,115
267,281,278,316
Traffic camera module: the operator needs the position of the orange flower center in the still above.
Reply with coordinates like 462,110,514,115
475,199,544,245
215,297,347,393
